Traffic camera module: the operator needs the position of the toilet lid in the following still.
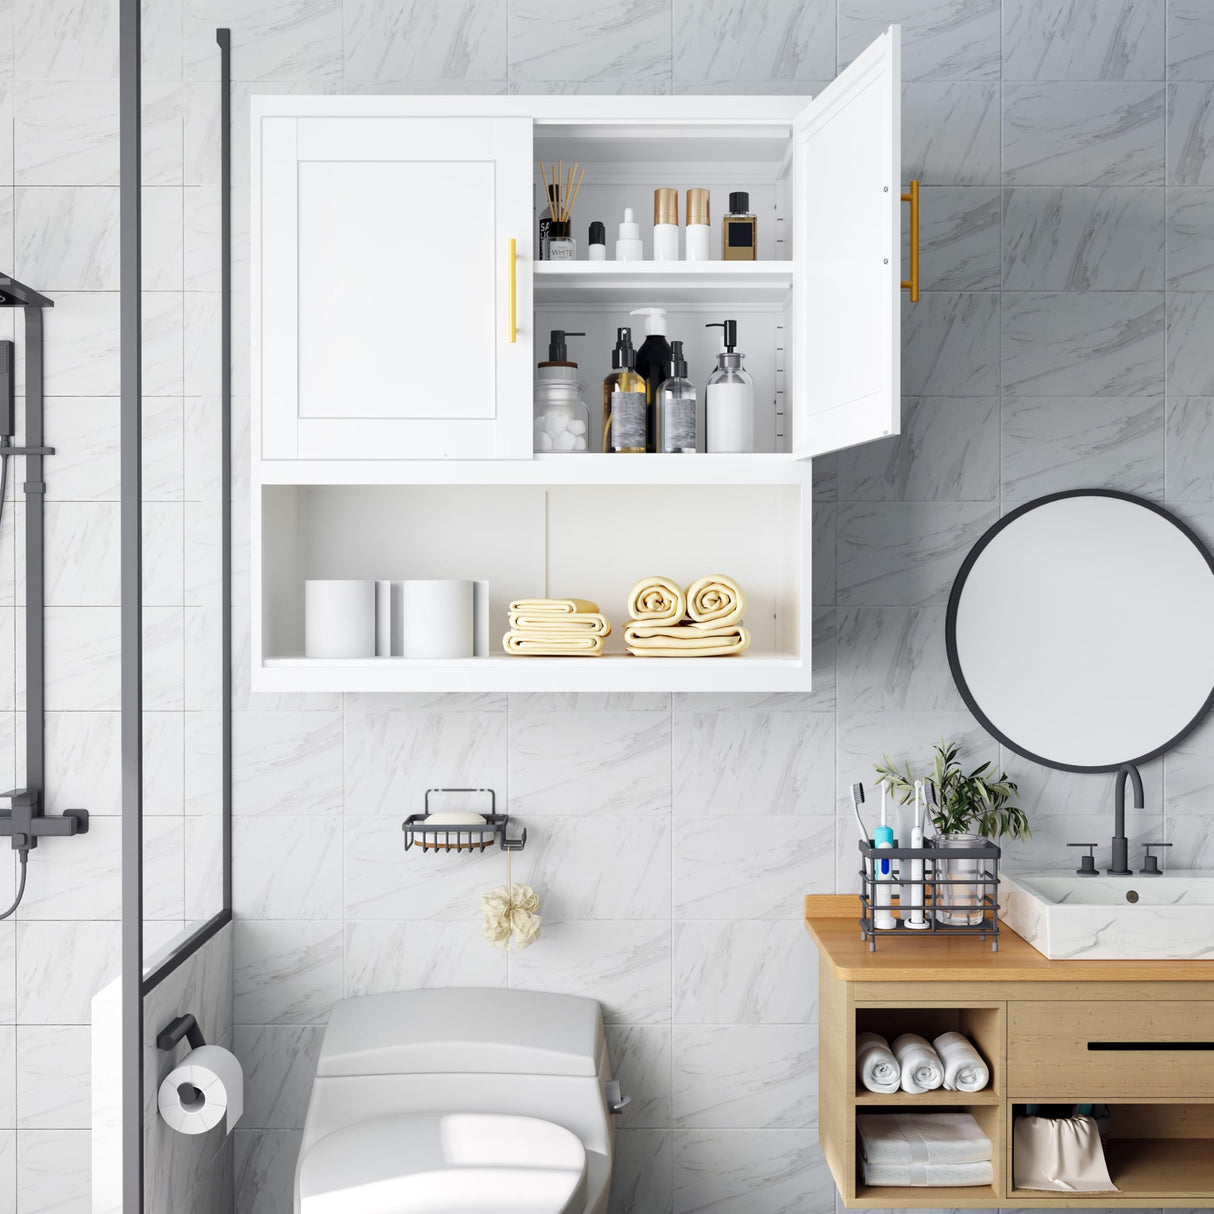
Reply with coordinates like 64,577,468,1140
299,1112,588,1214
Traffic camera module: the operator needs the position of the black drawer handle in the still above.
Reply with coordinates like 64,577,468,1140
1088,1041,1214,1051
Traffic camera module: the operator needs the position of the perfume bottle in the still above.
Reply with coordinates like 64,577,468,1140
685,188,710,261
657,340,697,453
653,188,679,261
546,220,575,261
602,327,648,453
722,191,756,261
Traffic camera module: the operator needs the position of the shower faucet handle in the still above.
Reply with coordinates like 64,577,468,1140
1067,843,1099,875
1140,842,1172,875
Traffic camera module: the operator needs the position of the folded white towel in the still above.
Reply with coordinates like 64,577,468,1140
934,1031,990,1093
861,1159,994,1188
856,1032,901,1095
857,1112,992,1167
892,1033,944,1094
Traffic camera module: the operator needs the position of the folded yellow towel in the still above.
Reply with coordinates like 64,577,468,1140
508,612,612,637
623,621,751,658
508,598,599,615
504,631,605,656
686,575,746,630
627,576,686,626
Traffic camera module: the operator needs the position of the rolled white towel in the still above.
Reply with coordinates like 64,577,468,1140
861,1158,994,1188
892,1033,944,1094
933,1031,990,1093
857,1112,992,1167
856,1032,901,1094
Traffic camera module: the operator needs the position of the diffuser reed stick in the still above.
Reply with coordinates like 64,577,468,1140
537,162,585,223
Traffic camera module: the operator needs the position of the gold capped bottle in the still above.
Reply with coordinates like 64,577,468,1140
602,327,648,453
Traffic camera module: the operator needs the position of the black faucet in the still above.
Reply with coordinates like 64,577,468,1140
1108,763,1143,875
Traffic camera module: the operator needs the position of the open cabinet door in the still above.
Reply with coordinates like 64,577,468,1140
792,27,900,459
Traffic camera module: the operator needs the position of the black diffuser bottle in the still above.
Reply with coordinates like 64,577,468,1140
630,307,672,453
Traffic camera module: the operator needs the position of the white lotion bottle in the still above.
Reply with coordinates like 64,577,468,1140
704,318,754,453
653,188,679,261
685,188,710,261
615,208,643,261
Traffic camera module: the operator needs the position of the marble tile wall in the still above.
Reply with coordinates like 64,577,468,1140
0,0,1203,1212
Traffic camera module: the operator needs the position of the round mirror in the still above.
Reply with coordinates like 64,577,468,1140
946,490,1214,772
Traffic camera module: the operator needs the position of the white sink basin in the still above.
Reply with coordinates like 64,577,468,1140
1001,871,1214,960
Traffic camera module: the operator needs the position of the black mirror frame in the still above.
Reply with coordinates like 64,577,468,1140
945,488,1214,774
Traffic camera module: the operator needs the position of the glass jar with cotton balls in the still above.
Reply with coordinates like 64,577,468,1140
533,328,590,453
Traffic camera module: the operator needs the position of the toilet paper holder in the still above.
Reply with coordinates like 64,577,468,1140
157,1012,207,1053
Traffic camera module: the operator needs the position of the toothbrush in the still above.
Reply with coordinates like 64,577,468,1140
873,780,895,930
906,779,928,928
850,783,867,843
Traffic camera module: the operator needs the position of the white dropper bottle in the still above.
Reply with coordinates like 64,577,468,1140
615,208,642,261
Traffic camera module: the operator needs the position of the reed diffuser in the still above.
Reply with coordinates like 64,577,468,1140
539,161,584,260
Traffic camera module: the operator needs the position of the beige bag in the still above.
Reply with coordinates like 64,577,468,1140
1012,1115,1117,1192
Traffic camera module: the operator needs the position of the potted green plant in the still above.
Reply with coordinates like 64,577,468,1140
874,741,1028,925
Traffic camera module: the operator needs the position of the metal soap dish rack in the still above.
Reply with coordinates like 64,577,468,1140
402,787,527,853
858,837,1001,952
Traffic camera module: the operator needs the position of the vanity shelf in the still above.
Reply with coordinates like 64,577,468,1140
532,260,794,306
807,894,1214,1208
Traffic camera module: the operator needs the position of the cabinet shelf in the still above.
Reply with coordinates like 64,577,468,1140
533,260,794,307
854,1090,1000,1106
259,651,806,694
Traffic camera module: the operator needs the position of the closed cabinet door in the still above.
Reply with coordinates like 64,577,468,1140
257,114,533,460
792,26,901,459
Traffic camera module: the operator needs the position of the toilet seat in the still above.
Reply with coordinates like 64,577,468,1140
299,1111,589,1214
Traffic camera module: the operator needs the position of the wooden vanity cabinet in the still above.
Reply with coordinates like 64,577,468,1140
807,895,1214,1208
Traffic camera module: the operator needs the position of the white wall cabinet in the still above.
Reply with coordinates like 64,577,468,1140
251,27,905,693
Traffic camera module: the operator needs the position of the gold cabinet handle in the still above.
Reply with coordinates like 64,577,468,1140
508,237,517,343
901,180,920,303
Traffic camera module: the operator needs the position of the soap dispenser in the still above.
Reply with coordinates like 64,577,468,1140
630,307,672,452
704,319,754,453
602,327,648,453
534,330,589,452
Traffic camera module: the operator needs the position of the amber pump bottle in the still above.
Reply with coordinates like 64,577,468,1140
602,327,648,453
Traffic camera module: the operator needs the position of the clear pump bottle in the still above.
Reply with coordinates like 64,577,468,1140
657,340,697,453
602,327,648,453
704,319,754,453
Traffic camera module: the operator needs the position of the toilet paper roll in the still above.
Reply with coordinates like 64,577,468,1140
305,580,375,659
401,579,474,659
473,581,490,658
157,1044,244,1136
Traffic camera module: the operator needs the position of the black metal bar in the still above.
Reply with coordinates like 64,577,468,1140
156,1012,207,1052
119,0,143,1207
24,306,44,795
141,907,232,996
218,27,232,916
0,277,54,310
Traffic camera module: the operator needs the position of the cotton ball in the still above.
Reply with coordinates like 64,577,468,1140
534,415,547,432
544,406,573,438
568,419,586,436
536,432,553,451
554,431,577,451
574,436,587,451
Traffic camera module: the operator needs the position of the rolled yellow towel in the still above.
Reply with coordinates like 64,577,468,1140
503,631,605,656
627,576,686,626
686,575,746,630
623,621,750,658
508,612,611,637
508,598,599,615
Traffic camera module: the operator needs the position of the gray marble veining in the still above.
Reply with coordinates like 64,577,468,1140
1003,82,1165,185
904,186,1001,291
673,1131,832,1214
900,292,1000,397
233,1026,324,1131
902,81,1000,184
1168,82,1214,184
1003,186,1164,290
604,1025,672,1130
1165,396,1214,498
836,396,999,501
343,0,507,84
609,1129,672,1214
1169,0,1214,80
673,0,834,84
1166,290,1214,394
839,0,999,82
1003,0,1164,81
1002,290,1164,395
1001,395,1164,500
1166,187,1214,289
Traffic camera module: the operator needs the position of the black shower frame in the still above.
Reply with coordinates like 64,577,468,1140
120,10,233,1209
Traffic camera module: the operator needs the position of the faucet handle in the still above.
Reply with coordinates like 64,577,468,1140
1067,843,1099,876
1140,842,1172,875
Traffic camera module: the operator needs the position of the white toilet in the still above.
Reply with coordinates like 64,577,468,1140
294,987,623,1213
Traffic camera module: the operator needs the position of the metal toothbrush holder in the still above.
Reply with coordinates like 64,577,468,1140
857,836,1001,951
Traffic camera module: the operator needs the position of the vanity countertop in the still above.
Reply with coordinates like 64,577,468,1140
805,894,1214,983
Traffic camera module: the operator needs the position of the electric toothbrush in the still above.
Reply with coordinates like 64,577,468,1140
906,779,928,928
873,780,896,930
